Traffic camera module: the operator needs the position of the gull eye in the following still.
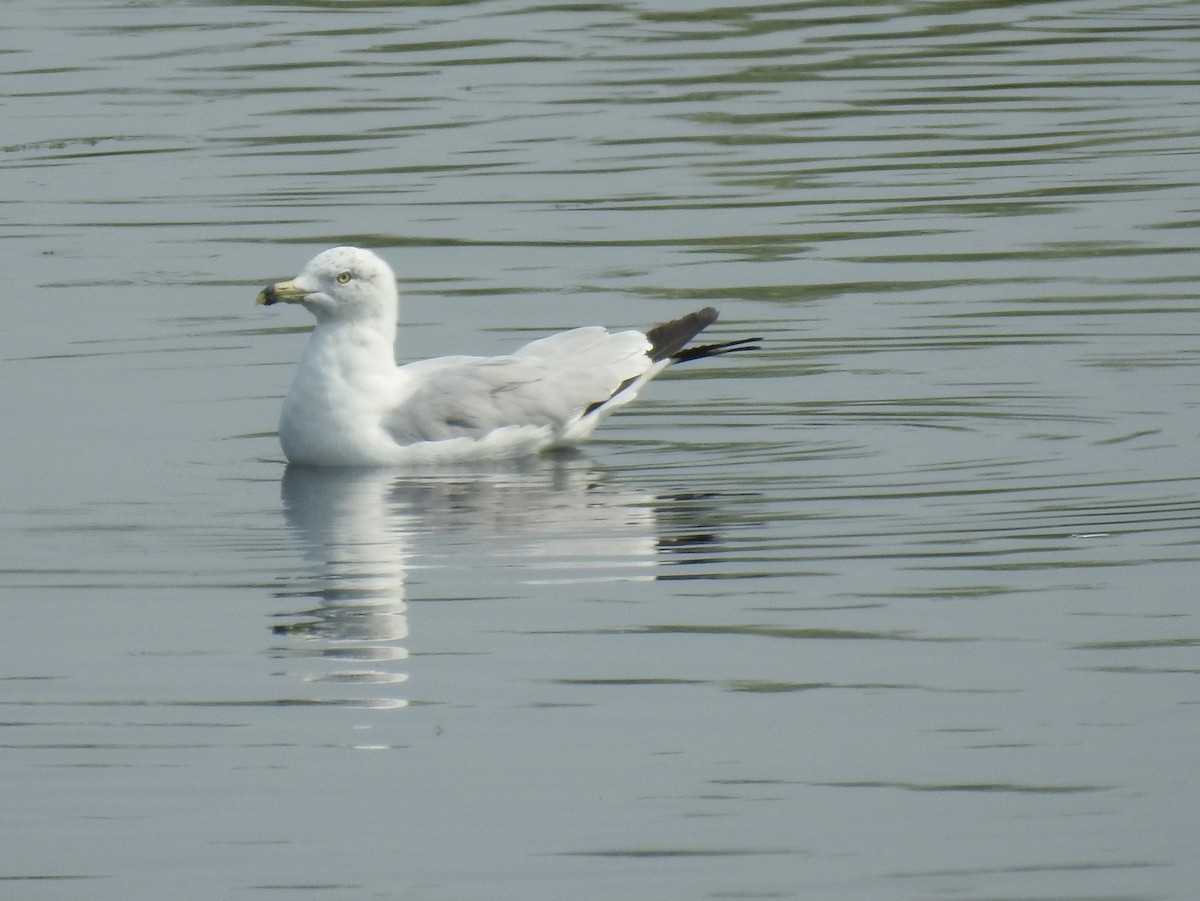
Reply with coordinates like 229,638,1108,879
336,270,352,284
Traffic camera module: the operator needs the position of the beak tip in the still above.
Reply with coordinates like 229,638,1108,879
256,280,305,307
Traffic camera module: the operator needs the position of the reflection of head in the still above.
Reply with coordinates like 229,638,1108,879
271,467,413,709
279,465,413,644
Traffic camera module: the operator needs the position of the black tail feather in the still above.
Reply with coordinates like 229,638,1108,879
646,306,760,363
672,336,761,363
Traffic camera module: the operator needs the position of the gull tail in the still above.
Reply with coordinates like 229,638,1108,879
575,307,759,423
646,306,762,363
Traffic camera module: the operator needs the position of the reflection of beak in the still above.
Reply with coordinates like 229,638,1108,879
256,279,308,306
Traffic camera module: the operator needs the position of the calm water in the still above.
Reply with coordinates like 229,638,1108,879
3,1,1199,898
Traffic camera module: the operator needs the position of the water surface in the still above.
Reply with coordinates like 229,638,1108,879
2,1,1199,899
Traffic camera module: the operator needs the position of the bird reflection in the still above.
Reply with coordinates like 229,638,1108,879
270,455,726,708
274,465,413,709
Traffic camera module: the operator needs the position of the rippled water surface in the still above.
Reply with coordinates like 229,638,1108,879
3,1,1199,899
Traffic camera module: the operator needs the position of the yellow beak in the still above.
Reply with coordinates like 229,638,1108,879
256,279,309,306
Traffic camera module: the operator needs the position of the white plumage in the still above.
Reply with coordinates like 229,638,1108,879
256,246,755,467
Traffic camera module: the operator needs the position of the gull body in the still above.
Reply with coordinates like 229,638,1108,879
257,247,756,467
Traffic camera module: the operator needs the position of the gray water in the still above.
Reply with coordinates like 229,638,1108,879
3,1,1199,898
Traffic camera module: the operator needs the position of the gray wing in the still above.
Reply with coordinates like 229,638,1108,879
383,327,653,445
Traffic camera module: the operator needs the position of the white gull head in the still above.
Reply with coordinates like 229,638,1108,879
257,245,398,326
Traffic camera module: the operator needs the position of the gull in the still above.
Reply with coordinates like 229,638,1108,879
256,246,757,467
